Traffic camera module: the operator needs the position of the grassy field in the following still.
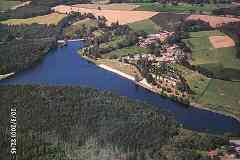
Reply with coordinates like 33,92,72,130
64,18,97,38
0,0,22,11
176,64,240,119
183,30,240,80
1,13,66,25
128,19,160,34
135,3,217,13
102,45,151,59
180,30,240,118
197,79,240,118
176,65,211,99
150,12,189,31
128,12,189,33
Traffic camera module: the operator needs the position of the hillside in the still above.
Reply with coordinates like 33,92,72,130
0,85,228,160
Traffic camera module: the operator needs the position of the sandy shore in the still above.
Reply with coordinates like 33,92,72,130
0,72,15,80
99,64,135,81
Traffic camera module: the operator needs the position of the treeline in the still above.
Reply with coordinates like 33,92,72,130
0,85,229,160
212,5,240,16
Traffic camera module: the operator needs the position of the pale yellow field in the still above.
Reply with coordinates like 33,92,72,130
53,5,158,25
72,3,140,11
1,13,66,25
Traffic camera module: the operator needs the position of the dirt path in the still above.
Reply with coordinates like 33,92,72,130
53,5,158,25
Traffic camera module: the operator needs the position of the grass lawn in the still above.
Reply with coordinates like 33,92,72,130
1,13,66,25
176,64,240,118
128,19,160,34
0,0,22,11
175,64,210,101
100,36,126,49
197,79,240,118
135,3,216,13
180,30,240,118
102,45,150,59
183,30,240,80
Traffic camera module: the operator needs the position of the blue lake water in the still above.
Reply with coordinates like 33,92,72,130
1,41,240,134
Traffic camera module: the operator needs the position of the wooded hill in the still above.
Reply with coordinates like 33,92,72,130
0,0,90,21
0,12,95,75
0,85,229,160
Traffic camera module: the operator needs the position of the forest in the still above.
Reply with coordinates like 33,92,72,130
0,85,229,160
0,23,58,75
0,12,95,75
0,0,90,21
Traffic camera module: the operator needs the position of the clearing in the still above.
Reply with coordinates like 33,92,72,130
53,5,158,25
1,13,66,25
209,35,235,49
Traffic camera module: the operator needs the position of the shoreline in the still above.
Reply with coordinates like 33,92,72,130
0,72,15,80
81,56,240,123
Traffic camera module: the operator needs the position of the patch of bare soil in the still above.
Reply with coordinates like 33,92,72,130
209,35,235,48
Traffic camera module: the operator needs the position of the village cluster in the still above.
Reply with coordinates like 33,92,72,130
120,31,190,101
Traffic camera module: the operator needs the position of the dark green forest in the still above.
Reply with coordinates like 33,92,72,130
0,85,228,160
0,12,95,75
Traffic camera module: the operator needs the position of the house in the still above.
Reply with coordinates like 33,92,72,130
138,31,175,48
208,150,218,159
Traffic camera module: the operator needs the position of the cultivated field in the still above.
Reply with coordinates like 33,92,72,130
72,3,140,10
53,5,158,25
209,35,236,48
186,15,240,28
183,30,240,80
135,3,217,13
1,13,66,25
